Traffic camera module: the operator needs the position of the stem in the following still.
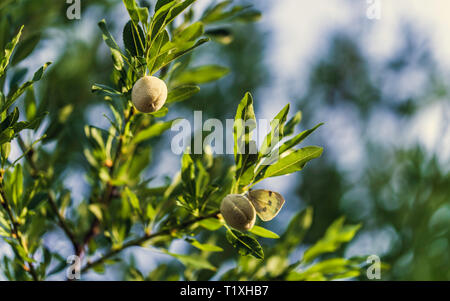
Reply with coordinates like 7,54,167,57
77,107,135,258
17,135,80,255
47,193,79,253
80,211,220,274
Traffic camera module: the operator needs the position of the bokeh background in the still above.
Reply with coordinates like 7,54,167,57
1,0,449,280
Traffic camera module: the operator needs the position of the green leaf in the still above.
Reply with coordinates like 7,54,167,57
24,86,36,120
256,146,323,180
92,83,122,96
278,123,324,155
0,129,14,147
0,107,19,132
149,106,169,117
1,62,51,113
186,238,223,252
123,20,146,57
302,217,361,263
146,203,156,220
173,65,229,86
165,251,216,271
132,119,178,144
122,0,148,25
11,32,41,66
157,38,209,72
233,10,262,23
12,112,48,133
150,1,176,39
166,85,200,103
278,207,313,252
259,104,290,158
233,92,258,189
205,28,233,44
124,187,141,213
202,1,239,24
198,218,223,231
98,20,125,60
88,204,104,221
164,0,197,29
0,25,23,78
234,92,256,160
155,0,175,12
150,0,196,39
1,142,11,162
249,225,279,239
147,29,170,74
226,229,264,259
181,151,195,195
283,111,302,137
12,164,23,206
174,22,204,42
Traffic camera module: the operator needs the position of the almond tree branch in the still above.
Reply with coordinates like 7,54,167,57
77,107,135,258
17,135,80,255
80,211,221,274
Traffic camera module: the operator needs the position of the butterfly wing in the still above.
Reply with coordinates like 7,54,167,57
247,189,285,221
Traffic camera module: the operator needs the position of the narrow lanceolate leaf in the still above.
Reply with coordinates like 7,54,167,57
174,22,204,42
283,111,302,137
123,20,145,57
147,29,170,74
150,0,196,39
302,217,361,264
186,238,223,252
164,0,197,29
278,123,324,155
233,92,256,162
0,129,14,146
122,0,148,25
205,28,234,44
249,225,280,239
11,32,41,66
0,25,24,78
92,84,122,96
124,187,141,213
233,92,258,188
226,229,264,259
155,0,175,13
98,20,121,52
131,119,179,144
173,65,229,86
13,112,48,133
197,218,224,231
166,85,200,103
1,62,51,113
158,38,209,71
259,104,290,158
256,146,323,180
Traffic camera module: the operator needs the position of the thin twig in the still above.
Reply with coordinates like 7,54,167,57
81,211,220,273
77,107,135,258
16,135,81,255
47,193,79,253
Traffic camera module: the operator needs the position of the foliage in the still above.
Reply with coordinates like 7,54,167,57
0,0,366,281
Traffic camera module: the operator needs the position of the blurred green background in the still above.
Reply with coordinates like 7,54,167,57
1,0,449,280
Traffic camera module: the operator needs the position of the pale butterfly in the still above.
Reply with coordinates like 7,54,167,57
246,189,285,221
